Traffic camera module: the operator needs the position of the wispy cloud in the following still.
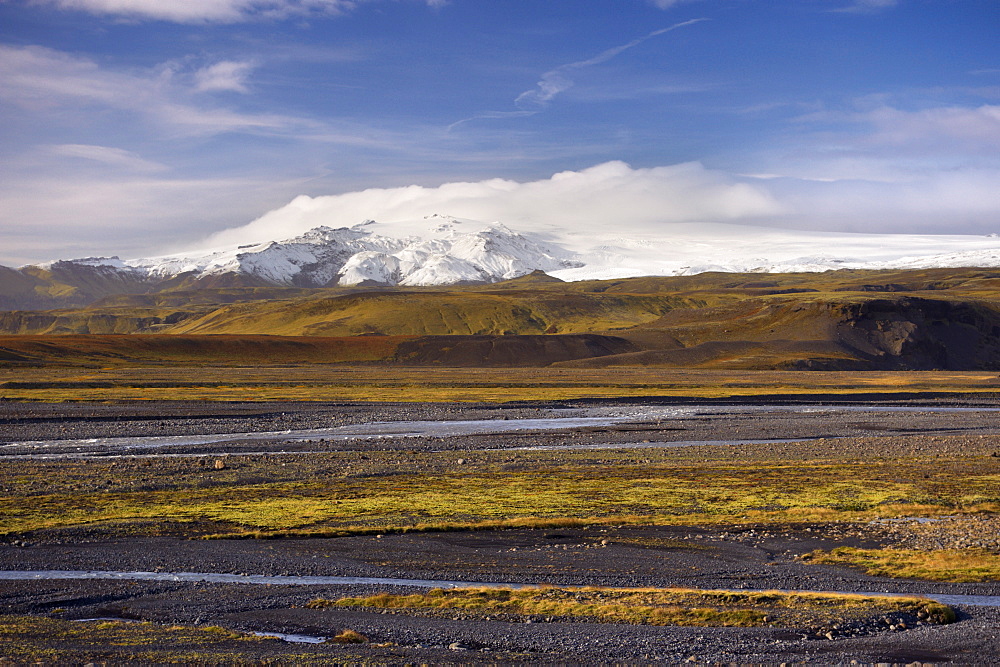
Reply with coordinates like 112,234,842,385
744,96,1000,231
0,44,310,136
194,60,257,93
831,0,899,14
0,42,445,151
516,19,709,110
45,144,168,172
451,19,708,130
648,0,701,8
31,0,444,23
795,103,1000,158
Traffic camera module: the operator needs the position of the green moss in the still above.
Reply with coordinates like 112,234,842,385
2,445,997,538
0,615,331,663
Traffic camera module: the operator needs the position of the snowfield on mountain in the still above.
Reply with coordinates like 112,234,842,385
18,215,1000,289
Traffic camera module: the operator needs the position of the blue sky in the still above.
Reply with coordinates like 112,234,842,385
0,0,998,264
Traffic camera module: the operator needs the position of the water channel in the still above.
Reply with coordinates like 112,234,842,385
2,569,998,608
3,404,998,459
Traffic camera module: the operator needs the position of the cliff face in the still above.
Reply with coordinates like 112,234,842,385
833,298,1000,370
576,294,1000,371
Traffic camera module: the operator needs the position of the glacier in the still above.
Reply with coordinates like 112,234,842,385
25,216,1000,288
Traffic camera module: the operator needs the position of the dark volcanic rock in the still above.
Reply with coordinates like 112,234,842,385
834,297,1000,370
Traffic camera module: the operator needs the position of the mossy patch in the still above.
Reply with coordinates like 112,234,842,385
0,615,336,663
802,546,1000,582
3,441,999,538
307,586,954,629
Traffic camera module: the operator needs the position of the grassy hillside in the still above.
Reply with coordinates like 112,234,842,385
16,262,156,307
0,287,703,337
165,291,697,336
3,268,1000,370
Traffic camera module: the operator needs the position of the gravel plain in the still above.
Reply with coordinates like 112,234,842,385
1,396,1000,664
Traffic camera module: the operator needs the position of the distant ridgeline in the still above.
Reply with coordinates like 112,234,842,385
3,264,1000,371
10,217,1000,311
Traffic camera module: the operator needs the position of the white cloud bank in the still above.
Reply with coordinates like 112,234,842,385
205,161,784,249
201,159,1000,254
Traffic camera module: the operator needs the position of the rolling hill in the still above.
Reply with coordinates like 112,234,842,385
3,268,1000,370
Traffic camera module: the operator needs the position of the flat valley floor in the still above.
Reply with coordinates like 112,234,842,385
2,397,1000,663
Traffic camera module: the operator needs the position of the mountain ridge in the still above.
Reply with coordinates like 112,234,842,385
61,217,580,288
8,216,1000,312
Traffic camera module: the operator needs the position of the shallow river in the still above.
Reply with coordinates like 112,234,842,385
2,569,998,608
4,404,998,459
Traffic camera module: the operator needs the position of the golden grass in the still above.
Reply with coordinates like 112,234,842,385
329,629,369,644
2,366,999,402
0,290,693,337
166,291,694,336
306,586,954,628
802,546,1000,582
205,505,1000,541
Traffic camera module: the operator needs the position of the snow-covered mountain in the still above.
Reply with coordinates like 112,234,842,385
21,216,1000,291
41,216,582,288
